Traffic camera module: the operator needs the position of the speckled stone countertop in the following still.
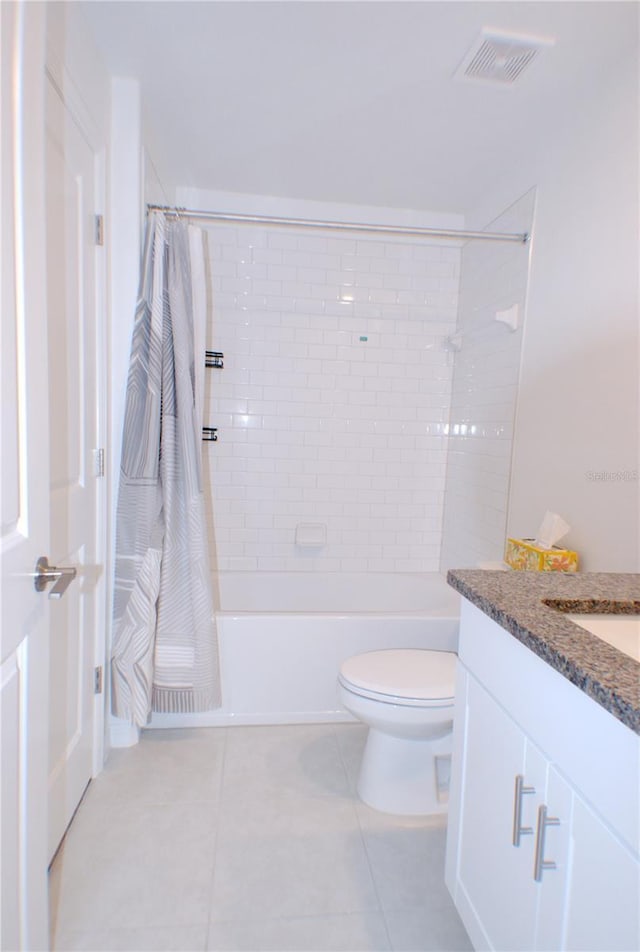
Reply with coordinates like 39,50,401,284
446,570,640,734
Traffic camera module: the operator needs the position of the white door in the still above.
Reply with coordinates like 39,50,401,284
45,71,102,862
1,4,52,948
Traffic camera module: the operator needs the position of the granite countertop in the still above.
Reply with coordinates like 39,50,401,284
446,570,640,734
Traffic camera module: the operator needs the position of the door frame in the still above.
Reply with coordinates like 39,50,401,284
92,142,108,775
45,31,108,783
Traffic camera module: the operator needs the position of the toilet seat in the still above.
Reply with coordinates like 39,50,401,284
339,649,456,708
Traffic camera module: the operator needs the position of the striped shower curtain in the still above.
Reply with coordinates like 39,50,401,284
111,211,221,727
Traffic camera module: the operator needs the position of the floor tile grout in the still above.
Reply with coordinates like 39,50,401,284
331,724,394,951
50,723,471,952
205,725,229,951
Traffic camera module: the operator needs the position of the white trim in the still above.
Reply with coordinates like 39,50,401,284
149,710,355,729
92,144,108,777
107,79,143,750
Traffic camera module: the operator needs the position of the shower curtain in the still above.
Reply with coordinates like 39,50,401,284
111,211,221,727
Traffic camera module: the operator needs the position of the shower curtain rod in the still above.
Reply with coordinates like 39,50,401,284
147,204,530,244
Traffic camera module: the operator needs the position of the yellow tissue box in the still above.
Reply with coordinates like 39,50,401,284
505,538,579,572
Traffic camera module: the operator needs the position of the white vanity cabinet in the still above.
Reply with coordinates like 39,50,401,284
445,598,640,952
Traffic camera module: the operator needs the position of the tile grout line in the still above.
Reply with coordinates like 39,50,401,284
331,724,395,952
51,723,468,950
51,729,230,949
205,725,231,951
330,724,454,951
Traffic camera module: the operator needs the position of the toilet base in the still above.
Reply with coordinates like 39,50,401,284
357,727,452,816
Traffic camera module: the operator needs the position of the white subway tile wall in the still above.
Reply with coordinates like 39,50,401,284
202,226,460,572
440,190,536,571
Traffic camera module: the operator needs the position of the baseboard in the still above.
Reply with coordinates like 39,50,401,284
147,709,356,729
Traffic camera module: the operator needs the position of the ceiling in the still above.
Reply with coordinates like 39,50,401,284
79,1,638,215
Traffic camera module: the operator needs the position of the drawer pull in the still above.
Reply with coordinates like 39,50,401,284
512,774,536,846
533,804,560,881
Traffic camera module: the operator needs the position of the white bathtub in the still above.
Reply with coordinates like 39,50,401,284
149,572,460,728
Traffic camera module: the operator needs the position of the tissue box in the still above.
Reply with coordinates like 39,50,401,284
505,538,579,572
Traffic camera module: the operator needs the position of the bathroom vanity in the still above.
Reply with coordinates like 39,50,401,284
444,570,640,952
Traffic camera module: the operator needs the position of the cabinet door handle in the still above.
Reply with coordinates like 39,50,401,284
512,774,536,846
533,804,560,881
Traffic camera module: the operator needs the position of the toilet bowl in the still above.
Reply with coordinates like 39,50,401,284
338,648,456,816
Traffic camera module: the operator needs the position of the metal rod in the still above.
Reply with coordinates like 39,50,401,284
147,204,529,244
512,774,536,847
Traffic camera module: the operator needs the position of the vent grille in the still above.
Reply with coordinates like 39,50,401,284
455,29,555,85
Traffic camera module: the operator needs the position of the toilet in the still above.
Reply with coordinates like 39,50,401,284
338,648,456,816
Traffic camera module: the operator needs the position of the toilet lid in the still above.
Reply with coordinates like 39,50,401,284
339,649,456,701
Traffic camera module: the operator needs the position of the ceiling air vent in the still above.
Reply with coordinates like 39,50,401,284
454,28,555,85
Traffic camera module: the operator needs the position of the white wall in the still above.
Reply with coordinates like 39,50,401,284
107,85,178,746
109,91,179,555
102,4,639,579
181,189,463,573
142,108,176,209
440,189,535,571
47,5,110,143
465,46,639,572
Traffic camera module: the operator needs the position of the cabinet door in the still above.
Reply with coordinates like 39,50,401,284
564,794,640,951
533,767,572,951
450,599,640,952
456,672,544,950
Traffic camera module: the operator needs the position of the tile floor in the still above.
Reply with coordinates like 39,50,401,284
49,724,472,952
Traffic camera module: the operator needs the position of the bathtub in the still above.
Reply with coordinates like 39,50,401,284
149,572,460,728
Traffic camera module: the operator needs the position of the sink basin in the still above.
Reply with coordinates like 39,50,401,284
567,614,640,662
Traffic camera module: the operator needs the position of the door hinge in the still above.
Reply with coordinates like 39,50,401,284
95,214,104,246
94,666,103,695
92,447,105,477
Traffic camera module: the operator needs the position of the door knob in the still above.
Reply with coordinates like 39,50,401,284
34,556,77,599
